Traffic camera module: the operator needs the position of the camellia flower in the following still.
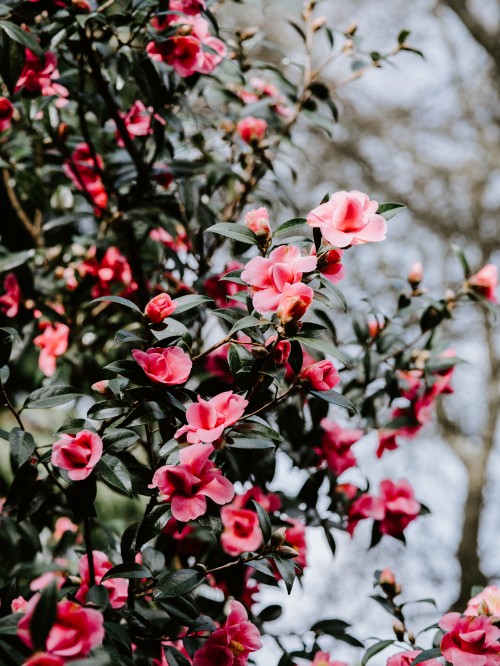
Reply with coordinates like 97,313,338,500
18,596,104,660
306,190,387,247
15,49,69,101
33,321,70,377
149,443,235,521
285,518,307,569
132,346,192,385
387,650,441,666
150,225,190,252
318,420,364,477
241,245,316,313
79,245,134,297
377,479,421,536
312,246,345,284
0,97,13,132
439,612,500,666
11,596,28,613
244,207,271,238
0,272,21,317
265,336,291,365
232,485,282,513
51,430,103,481
145,293,177,323
236,116,267,144
376,430,399,458
53,516,78,541
63,143,108,213
468,264,498,303
299,359,340,391
175,391,248,444
465,585,500,621
192,600,262,666
277,282,314,323
221,506,263,555
346,492,383,535
118,99,155,145
312,652,348,666
76,551,128,609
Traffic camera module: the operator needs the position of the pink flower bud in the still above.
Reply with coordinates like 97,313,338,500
468,263,498,303
145,292,177,323
236,116,267,144
299,359,340,391
276,282,314,324
244,207,271,237
407,261,423,287
91,380,110,395
265,336,291,364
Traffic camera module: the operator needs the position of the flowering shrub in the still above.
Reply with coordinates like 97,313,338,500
0,0,498,665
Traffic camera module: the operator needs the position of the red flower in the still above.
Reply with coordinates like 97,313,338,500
51,430,103,481
15,49,68,101
439,612,500,666
299,359,340,391
0,272,21,317
76,551,128,609
0,97,13,132
377,479,421,537
63,143,108,214
468,264,498,303
221,506,262,555
236,116,267,144
145,292,177,323
318,420,363,477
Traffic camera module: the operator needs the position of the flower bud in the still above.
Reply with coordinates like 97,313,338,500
276,283,314,324
277,545,299,559
393,621,405,641
408,261,423,288
145,292,177,324
91,380,110,395
271,527,287,547
244,207,271,239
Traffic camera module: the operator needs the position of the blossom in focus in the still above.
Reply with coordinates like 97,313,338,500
18,596,104,660
76,551,128,609
132,346,192,385
221,506,262,555
236,116,267,144
439,612,500,666
307,190,387,248
51,430,103,481
0,272,21,317
149,443,235,521
175,391,248,444
244,207,271,238
468,264,498,303
33,322,70,377
145,293,177,323
192,600,262,666
299,359,340,391
276,282,314,323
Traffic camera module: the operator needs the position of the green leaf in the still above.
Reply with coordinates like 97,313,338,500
291,335,346,364
96,454,133,496
136,504,172,548
122,401,170,426
398,29,411,44
410,649,442,666
205,223,259,246
376,202,406,220
319,277,348,312
90,295,142,314
172,294,214,314
24,385,83,409
87,400,130,420
231,421,284,442
30,581,58,650
273,555,296,594
311,618,351,635
9,428,35,469
361,640,394,666
309,390,356,415
227,438,275,450
154,569,205,598
258,605,283,622
252,500,272,543
0,22,43,56
228,315,270,336
0,249,35,273
101,562,152,581
102,428,139,452
273,218,308,237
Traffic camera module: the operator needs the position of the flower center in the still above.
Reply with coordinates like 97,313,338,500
229,640,246,656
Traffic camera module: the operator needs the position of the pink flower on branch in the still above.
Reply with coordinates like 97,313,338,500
299,359,340,391
318,420,363,477
221,506,262,555
76,550,128,609
145,293,177,323
236,116,267,144
175,391,248,444
468,264,498,303
0,272,21,317
439,612,500,666
51,430,103,481
33,321,70,377
15,49,69,101
132,346,192,385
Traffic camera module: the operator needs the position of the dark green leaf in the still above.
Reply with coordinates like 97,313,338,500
87,400,130,420
205,223,259,246
309,390,356,415
252,500,272,543
258,605,283,622
172,294,214,314
136,504,172,548
361,640,394,666
376,203,406,220
101,562,152,581
96,454,133,496
24,385,83,409
9,428,35,469
311,618,351,635
0,21,44,56
410,649,442,666
154,569,205,598
30,581,58,650
274,555,296,594
273,218,308,237
90,295,142,314
291,336,346,363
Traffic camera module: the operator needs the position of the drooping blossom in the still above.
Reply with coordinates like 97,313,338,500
0,97,14,132
175,391,248,444
387,650,441,666
33,322,70,376
318,420,363,477
439,612,500,666
192,600,262,666
307,190,387,247
15,49,69,102
149,443,235,521
18,596,104,660
377,479,421,537
313,246,345,283
312,652,348,666
468,264,498,303
221,506,262,555
466,586,500,621
236,116,267,144
132,346,192,385
241,244,316,313
51,430,103,481
204,261,245,309
299,359,340,391
145,293,177,323
0,272,21,317
76,551,128,609
63,143,108,213
244,207,271,238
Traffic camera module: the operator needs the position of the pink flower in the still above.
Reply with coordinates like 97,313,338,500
232,486,282,513
63,143,108,213
205,261,245,309
170,0,206,13
469,264,498,303
149,443,235,521
236,117,267,144
145,293,177,323
276,282,314,323
242,247,315,311
150,225,190,252
51,430,103,481
376,430,399,458
307,190,387,248
221,506,262,555
15,49,68,101
0,272,21,317
76,551,128,609
387,650,441,666
192,600,262,666
439,612,500,666
466,586,500,621
11,596,28,613
244,208,271,238
312,652,348,666
408,261,423,287
285,518,307,569
53,516,78,540
347,493,383,535
18,596,104,659
118,99,155,145
23,654,64,666
79,246,134,297
175,391,248,444
132,346,192,385
265,336,291,365
313,246,345,283
299,360,340,391
30,570,66,592
377,479,421,536
0,97,13,131
318,420,363,477
33,322,70,377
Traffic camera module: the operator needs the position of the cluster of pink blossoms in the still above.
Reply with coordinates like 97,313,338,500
15,48,69,104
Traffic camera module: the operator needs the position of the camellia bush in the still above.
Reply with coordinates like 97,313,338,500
0,0,498,665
